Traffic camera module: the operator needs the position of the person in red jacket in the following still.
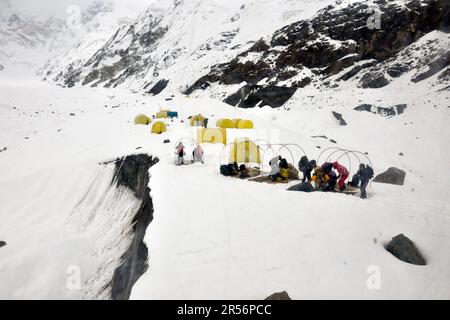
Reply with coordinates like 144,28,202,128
333,161,349,191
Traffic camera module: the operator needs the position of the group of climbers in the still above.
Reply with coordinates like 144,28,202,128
297,156,374,199
175,142,204,166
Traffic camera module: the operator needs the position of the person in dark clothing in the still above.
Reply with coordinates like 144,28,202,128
279,158,288,170
355,164,374,199
326,171,338,192
299,159,316,183
321,162,333,174
203,118,209,128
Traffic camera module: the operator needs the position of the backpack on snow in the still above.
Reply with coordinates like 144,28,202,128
220,165,231,176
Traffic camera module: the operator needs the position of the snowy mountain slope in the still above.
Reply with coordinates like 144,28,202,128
41,0,338,90
0,0,138,75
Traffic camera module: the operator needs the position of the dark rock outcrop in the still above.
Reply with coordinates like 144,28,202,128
186,0,449,107
265,291,292,300
147,79,169,95
224,84,297,108
360,72,390,89
332,111,347,126
412,51,450,83
373,167,406,185
0,241,6,248
354,104,407,116
110,154,159,300
385,234,426,266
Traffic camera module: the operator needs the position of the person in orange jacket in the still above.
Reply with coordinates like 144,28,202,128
311,166,330,191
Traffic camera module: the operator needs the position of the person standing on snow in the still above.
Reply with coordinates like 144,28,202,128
299,157,316,183
355,163,374,199
175,142,185,166
192,144,204,164
333,161,349,191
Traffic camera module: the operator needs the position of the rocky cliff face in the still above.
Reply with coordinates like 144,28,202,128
187,0,450,107
42,0,450,108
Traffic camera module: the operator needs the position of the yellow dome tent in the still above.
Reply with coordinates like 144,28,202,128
190,115,205,127
216,118,234,129
197,128,227,145
134,114,151,125
151,121,167,134
236,119,254,129
231,119,242,128
229,138,261,164
156,111,169,119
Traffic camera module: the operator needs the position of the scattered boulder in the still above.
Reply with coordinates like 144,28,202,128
385,234,426,266
0,241,6,248
70,113,76,116
332,111,347,126
373,167,406,186
265,291,292,300
0,147,7,153
163,139,171,144
360,72,390,89
386,64,409,78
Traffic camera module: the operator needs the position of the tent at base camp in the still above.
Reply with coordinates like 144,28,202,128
134,114,151,125
197,128,227,144
216,118,234,129
152,121,167,134
236,119,254,129
218,118,254,129
156,111,169,119
190,115,205,127
229,138,261,164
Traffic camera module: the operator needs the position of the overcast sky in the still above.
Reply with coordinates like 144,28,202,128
6,0,160,18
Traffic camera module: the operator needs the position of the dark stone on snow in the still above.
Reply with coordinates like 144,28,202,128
0,147,7,153
288,182,315,193
111,154,159,300
332,111,347,126
147,79,169,96
355,104,407,116
0,241,6,248
360,72,390,89
265,291,292,300
163,139,171,144
373,167,406,186
354,104,374,112
386,64,410,78
385,234,426,266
